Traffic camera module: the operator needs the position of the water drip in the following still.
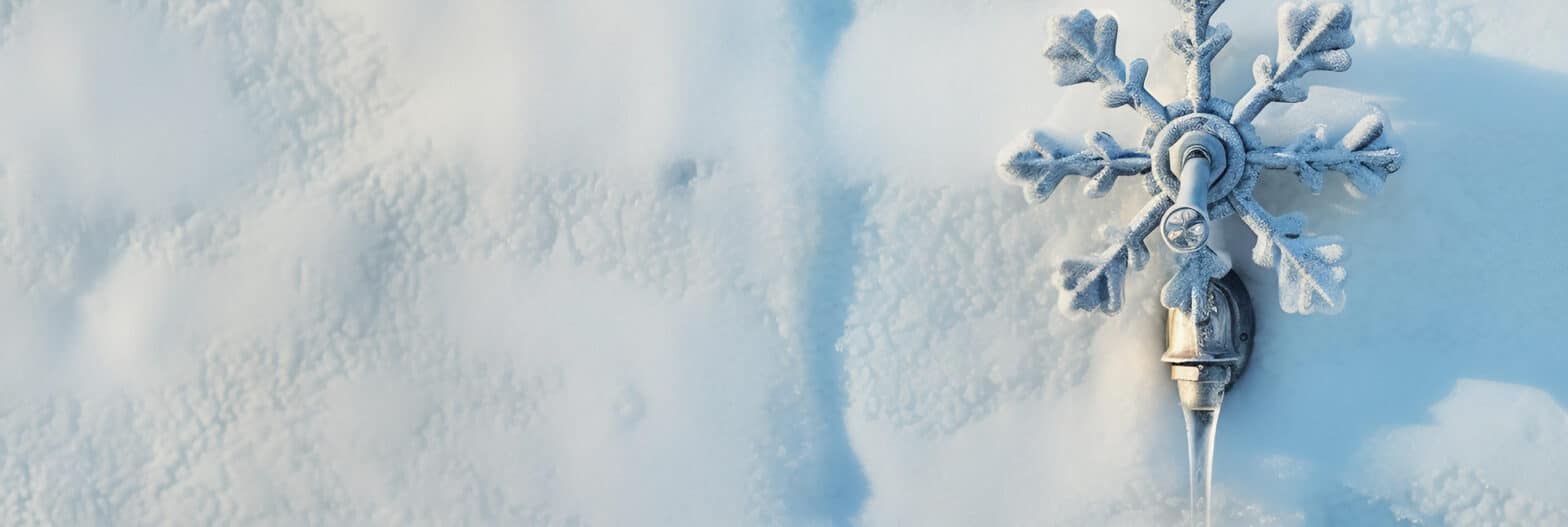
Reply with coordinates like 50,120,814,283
1182,403,1220,526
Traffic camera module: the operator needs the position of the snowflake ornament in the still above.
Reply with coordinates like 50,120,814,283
998,0,1401,317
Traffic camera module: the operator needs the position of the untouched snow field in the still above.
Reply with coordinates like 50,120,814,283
0,0,1564,525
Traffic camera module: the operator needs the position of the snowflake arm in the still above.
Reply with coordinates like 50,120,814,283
1230,192,1348,314
1045,10,1171,127
1160,245,1231,317
1231,2,1354,126
997,130,1153,202
1054,195,1170,314
1246,109,1402,196
1167,0,1234,113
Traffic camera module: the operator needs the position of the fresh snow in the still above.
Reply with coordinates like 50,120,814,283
0,0,1564,525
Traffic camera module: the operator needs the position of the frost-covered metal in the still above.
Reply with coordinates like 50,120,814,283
997,0,1402,316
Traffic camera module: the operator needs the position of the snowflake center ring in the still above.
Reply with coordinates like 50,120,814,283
1148,110,1250,208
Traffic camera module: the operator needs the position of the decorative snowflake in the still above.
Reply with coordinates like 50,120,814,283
997,0,1402,317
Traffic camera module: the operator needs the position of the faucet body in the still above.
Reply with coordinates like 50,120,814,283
1162,271,1254,409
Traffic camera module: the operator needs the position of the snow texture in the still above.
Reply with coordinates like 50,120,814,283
0,0,1563,526
998,0,1403,316
1348,380,1568,525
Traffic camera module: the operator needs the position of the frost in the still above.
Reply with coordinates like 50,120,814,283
1159,246,1232,316
998,0,1403,316
1234,194,1348,314
1166,0,1233,112
1232,2,1356,125
1054,197,1167,314
1246,110,1402,196
997,130,1151,201
1044,10,1170,127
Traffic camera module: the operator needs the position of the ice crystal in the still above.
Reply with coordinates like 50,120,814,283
998,0,1402,316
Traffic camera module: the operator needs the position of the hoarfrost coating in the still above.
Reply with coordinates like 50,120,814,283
998,0,1403,316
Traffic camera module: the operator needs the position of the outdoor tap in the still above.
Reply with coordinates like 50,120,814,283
1163,271,1254,526
996,2,1402,524
1161,132,1227,253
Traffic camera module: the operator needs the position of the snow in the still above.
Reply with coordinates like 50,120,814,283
0,0,1563,525
1349,380,1568,524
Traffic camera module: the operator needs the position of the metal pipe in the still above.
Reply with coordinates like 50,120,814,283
1176,153,1213,218
1162,133,1224,253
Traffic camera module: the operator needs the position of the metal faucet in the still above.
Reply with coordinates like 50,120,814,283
1156,130,1252,406
995,0,1401,524
1159,131,1256,526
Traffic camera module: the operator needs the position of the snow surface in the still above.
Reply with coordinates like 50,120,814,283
0,0,1565,525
